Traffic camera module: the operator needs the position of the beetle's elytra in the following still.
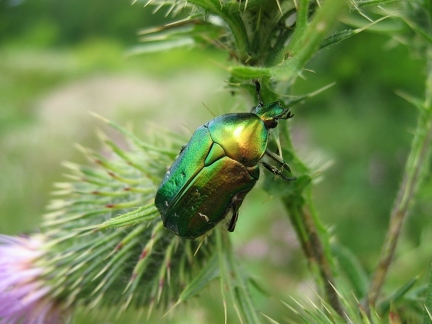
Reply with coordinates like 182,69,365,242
155,81,295,239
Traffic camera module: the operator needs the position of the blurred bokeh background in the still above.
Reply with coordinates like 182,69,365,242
1,0,430,322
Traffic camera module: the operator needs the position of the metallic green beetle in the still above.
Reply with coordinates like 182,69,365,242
155,82,295,239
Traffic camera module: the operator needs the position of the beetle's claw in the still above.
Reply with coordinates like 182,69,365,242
286,111,294,119
261,162,296,181
281,162,292,173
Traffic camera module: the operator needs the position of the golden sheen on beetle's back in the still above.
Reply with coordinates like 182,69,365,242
208,113,268,166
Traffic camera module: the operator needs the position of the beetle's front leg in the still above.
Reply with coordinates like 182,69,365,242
261,162,296,181
265,149,293,173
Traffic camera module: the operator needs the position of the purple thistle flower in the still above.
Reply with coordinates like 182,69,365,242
0,235,65,324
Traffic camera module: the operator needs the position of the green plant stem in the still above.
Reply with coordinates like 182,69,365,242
282,0,310,56
286,201,345,316
270,0,345,81
367,48,432,310
278,124,345,317
259,82,344,316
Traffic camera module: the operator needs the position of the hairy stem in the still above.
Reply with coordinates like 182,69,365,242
270,0,345,81
368,48,432,309
286,201,345,316
277,122,345,317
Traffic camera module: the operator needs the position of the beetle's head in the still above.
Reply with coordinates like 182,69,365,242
253,101,293,129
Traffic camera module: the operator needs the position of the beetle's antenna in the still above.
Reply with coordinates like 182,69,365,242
201,101,217,118
254,80,264,107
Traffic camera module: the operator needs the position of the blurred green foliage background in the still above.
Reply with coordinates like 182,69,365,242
0,0,430,322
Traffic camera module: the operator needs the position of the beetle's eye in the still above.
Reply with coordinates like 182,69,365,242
266,120,278,129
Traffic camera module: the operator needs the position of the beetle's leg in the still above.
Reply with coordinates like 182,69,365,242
227,192,248,232
261,162,296,181
254,80,264,107
228,206,239,232
265,149,292,173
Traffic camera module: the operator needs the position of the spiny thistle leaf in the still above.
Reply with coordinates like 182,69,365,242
350,0,399,9
176,252,219,303
132,0,331,74
283,291,383,324
35,119,219,317
331,243,369,298
98,205,159,229
320,15,392,49
0,113,263,323
378,276,420,314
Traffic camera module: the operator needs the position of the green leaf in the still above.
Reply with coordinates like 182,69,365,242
127,38,195,55
378,276,420,314
320,29,357,49
98,204,159,229
321,15,397,49
351,0,399,8
331,243,369,298
176,252,219,303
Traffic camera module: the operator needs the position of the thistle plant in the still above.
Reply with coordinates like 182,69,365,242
1,0,432,323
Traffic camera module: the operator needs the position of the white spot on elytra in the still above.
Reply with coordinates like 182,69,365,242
198,213,209,222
